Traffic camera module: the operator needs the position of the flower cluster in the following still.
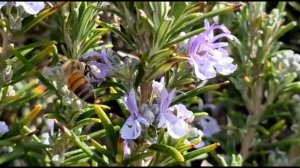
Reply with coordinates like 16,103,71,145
271,50,300,78
187,18,237,80
152,77,194,139
120,77,195,140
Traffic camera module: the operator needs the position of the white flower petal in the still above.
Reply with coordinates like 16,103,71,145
41,132,50,145
152,77,165,96
167,119,190,139
0,2,7,8
190,56,216,80
16,2,45,15
215,63,237,75
172,104,194,122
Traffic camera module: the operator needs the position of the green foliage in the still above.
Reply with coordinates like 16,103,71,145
1,1,300,167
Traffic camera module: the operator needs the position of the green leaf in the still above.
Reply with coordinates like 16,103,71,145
280,81,300,94
64,148,95,157
153,17,173,48
256,136,300,147
169,4,239,40
184,143,220,161
3,92,44,109
13,2,67,36
63,153,89,164
95,21,135,50
193,112,209,118
77,4,96,42
138,9,155,33
288,2,300,12
70,131,107,165
271,21,297,45
86,126,120,139
267,119,285,136
169,78,195,88
177,144,193,152
15,80,38,95
7,40,57,59
0,147,24,165
81,29,107,54
71,131,93,156
10,47,58,94
257,125,270,136
163,27,205,48
27,151,47,161
123,151,156,165
0,140,14,146
12,44,57,79
168,2,188,20
217,154,228,166
145,56,188,82
277,2,286,13
167,13,201,39
171,81,230,106
89,138,115,161
94,105,118,155
173,135,188,149
73,118,102,130
148,47,175,64
149,144,185,163
95,92,124,103
22,142,52,150
92,6,124,20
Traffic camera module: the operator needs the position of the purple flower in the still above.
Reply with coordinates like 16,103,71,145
199,116,220,137
194,141,205,148
152,78,194,139
81,47,113,86
172,104,194,123
123,139,131,158
46,119,55,136
120,89,149,140
187,18,237,80
0,121,8,134
152,77,166,97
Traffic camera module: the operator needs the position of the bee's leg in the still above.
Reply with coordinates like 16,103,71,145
84,65,102,80
84,65,91,76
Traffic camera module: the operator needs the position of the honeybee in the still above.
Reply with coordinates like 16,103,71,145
62,60,95,103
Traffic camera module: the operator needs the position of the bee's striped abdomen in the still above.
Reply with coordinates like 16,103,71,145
67,71,95,103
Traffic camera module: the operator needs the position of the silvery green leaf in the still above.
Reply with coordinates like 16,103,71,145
267,150,289,166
